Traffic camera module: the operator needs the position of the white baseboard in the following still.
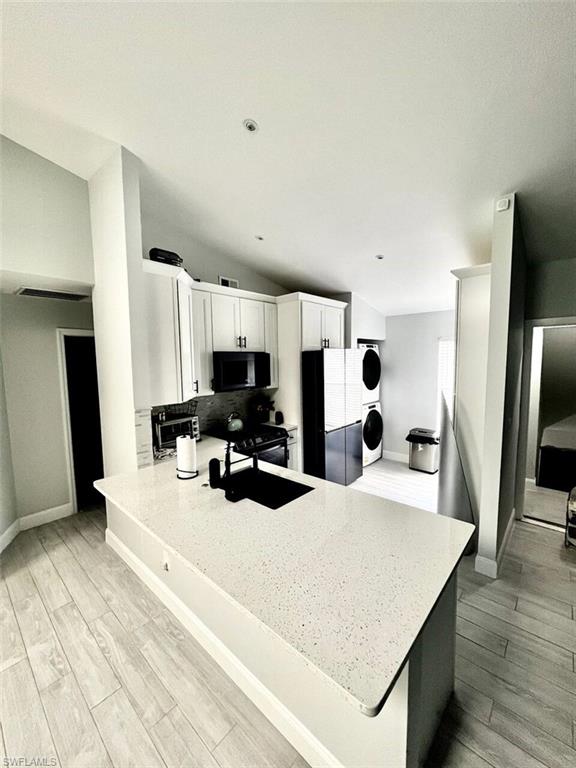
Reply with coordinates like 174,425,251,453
0,518,20,554
474,554,498,579
106,530,343,768
19,502,74,531
1,503,75,553
381,450,408,463
474,508,516,579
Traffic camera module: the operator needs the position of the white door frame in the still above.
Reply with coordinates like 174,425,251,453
56,328,95,515
514,315,576,521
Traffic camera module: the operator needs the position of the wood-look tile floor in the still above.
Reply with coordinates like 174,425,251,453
1,511,575,768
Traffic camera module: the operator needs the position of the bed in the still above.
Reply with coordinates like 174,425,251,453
537,414,576,492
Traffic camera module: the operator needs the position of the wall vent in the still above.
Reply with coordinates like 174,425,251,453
16,287,90,302
218,275,239,289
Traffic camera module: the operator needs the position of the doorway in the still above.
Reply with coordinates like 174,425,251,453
517,320,576,529
58,330,104,512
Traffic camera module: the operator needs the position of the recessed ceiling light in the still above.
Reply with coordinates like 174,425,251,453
243,119,259,133
255,235,264,241
375,254,385,260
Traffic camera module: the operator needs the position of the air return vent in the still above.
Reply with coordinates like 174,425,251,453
16,287,89,301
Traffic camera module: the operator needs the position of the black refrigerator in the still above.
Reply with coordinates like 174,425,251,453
302,349,363,486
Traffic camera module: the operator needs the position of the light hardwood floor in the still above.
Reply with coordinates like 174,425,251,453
350,458,438,513
1,511,575,768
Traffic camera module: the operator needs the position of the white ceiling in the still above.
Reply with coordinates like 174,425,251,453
2,2,575,316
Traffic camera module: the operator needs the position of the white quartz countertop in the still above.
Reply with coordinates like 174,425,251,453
95,436,474,716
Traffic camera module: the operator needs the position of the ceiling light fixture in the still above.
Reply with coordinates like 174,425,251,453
375,254,385,260
243,119,259,133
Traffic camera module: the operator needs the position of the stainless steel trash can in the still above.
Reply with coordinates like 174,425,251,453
406,428,440,474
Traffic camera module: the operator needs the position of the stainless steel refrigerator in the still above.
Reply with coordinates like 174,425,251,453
301,349,363,486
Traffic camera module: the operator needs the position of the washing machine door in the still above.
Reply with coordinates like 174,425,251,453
362,348,381,394
363,407,383,451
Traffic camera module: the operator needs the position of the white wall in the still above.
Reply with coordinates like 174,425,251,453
0,136,94,286
0,346,17,540
453,267,491,520
539,325,576,437
89,148,146,478
526,258,576,319
381,310,455,457
477,195,526,577
0,295,94,519
141,212,287,296
334,292,386,347
526,327,543,479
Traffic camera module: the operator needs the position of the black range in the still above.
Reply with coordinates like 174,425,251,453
206,424,290,467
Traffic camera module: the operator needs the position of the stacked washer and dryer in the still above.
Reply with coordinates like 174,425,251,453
359,343,383,466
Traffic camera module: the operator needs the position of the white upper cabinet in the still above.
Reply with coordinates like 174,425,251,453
264,302,279,388
301,301,344,350
177,274,196,401
211,293,241,351
322,305,344,349
240,299,266,351
211,294,266,352
192,290,214,395
301,301,324,350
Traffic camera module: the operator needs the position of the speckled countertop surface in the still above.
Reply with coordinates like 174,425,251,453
95,436,474,716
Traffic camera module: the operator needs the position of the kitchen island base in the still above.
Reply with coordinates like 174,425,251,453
105,500,457,768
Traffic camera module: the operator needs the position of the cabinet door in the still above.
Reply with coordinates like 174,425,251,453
301,301,323,350
177,279,196,401
192,290,214,395
144,270,182,406
322,306,344,349
264,302,279,387
240,299,265,351
211,293,241,351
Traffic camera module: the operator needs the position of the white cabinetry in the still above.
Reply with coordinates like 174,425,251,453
276,292,348,471
143,261,183,406
240,299,266,351
192,290,214,395
211,295,266,352
264,302,279,388
143,261,278,405
177,273,196,401
301,301,344,350
211,293,240,351
322,305,344,349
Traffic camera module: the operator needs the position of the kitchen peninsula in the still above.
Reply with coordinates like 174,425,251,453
95,437,474,768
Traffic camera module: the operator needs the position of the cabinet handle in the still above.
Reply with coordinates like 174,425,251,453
194,380,199,393
321,338,326,348
237,336,242,348
326,338,330,348
242,336,247,348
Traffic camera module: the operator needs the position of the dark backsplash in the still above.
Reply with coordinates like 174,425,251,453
152,389,277,432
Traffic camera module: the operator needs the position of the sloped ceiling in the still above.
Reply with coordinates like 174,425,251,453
2,2,575,315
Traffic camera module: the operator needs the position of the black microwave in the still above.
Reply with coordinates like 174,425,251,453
212,351,271,392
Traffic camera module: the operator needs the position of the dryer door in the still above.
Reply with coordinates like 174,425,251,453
362,347,381,402
363,407,383,451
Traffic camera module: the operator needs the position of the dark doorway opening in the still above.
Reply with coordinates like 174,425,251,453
64,335,104,510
